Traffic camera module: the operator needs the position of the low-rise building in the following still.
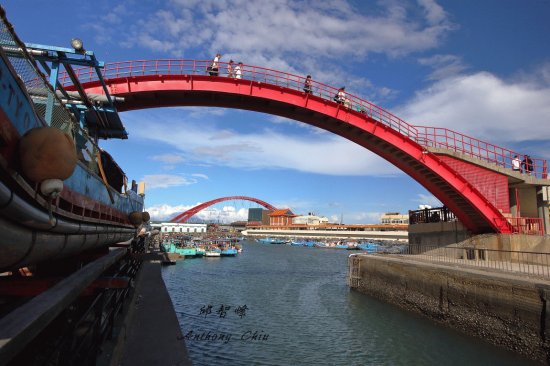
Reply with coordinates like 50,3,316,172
292,213,329,226
380,212,409,225
269,209,296,226
151,222,207,234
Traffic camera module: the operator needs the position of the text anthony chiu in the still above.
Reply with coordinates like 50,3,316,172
182,330,269,344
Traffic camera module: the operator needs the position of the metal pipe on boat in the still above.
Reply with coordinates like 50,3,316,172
27,88,125,104
0,215,132,271
1,45,48,57
0,178,133,235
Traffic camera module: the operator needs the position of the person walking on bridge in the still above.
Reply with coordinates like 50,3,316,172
235,62,243,79
227,59,235,78
334,87,346,104
209,53,221,76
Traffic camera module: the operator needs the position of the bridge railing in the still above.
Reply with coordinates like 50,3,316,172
396,244,550,278
58,59,420,141
494,217,545,236
417,126,548,179
409,206,457,224
409,206,544,235
58,59,546,177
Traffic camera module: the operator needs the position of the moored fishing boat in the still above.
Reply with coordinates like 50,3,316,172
220,247,238,256
315,241,327,248
258,237,287,244
205,247,222,257
160,241,198,257
345,241,360,250
0,8,147,272
358,241,380,253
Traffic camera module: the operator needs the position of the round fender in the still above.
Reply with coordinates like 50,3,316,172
19,127,77,182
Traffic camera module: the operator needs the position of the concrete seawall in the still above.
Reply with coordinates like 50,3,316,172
99,252,192,366
349,254,550,364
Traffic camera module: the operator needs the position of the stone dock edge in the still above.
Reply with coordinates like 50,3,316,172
98,252,192,366
349,254,550,364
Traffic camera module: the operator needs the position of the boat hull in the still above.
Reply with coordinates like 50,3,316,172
0,33,143,270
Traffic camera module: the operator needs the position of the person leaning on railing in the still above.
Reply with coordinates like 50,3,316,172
303,75,312,94
521,155,534,175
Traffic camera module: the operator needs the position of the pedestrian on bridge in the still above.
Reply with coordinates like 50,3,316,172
512,155,521,172
303,75,312,94
522,155,534,175
235,62,243,79
208,53,221,76
227,60,235,78
334,87,346,104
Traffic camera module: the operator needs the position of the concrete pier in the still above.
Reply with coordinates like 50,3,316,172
99,252,192,366
349,253,550,364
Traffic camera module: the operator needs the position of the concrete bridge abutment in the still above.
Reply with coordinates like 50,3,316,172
349,254,550,364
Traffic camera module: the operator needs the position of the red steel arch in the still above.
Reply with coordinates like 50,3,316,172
68,59,543,234
170,196,277,224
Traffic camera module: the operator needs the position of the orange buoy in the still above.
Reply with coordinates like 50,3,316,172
18,127,77,182
129,211,143,227
142,211,150,222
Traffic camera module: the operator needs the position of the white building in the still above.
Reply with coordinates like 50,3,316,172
380,212,409,225
151,222,207,234
292,214,329,226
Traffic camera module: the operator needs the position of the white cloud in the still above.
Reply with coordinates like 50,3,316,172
396,71,550,151
418,0,447,25
191,173,209,180
127,113,401,176
141,174,197,189
147,202,248,222
147,203,193,221
150,153,186,164
412,193,442,208
118,0,453,64
418,54,467,80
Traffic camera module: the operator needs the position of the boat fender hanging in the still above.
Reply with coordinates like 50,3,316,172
18,127,77,182
142,211,150,222
128,211,143,227
40,178,64,226
40,179,64,198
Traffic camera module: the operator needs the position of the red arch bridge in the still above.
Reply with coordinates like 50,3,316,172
169,196,277,224
64,59,550,235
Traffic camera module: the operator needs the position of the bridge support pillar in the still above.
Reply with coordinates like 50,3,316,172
537,186,550,235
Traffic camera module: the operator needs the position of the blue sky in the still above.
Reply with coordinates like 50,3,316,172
3,0,550,223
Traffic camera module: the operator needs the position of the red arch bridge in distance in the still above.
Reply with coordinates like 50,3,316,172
168,196,277,224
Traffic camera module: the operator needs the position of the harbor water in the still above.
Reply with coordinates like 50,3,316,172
162,240,536,366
